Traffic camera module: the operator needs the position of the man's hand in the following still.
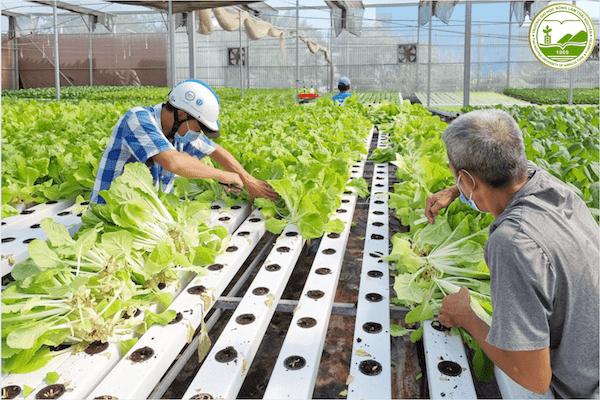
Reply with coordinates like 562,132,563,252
425,185,460,224
243,176,280,202
220,172,244,188
438,286,473,328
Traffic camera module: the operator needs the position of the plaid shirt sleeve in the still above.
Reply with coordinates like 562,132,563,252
175,134,217,159
90,106,173,203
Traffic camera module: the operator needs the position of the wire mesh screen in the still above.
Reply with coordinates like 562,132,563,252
2,1,599,101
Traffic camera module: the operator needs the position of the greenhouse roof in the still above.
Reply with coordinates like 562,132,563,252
106,1,263,14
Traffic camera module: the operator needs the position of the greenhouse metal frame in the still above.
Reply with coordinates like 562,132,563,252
2,0,598,105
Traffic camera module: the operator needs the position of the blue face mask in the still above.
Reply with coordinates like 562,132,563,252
175,121,202,146
457,170,482,212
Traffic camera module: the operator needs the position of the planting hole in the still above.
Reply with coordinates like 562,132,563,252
226,246,238,252
366,293,383,302
215,346,237,363
35,384,65,399
169,312,183,324
20,210,35,215
297,317,317,328
187,285,206,295
2,274,15,286
237,231,250,237
284,356,306,370
343,191,352,195
57,212,70,216
218,216,230,222
252,287,270,296
231,205,242,210
276,246,291,253
363,322,383,333
190,395,213,399
359,360,382,376
23,238,36,244
236,314,256,325
157,282,166,290
322,248,336,255
84,341,108,355
47,200,58,204
431,320,451,332
371,234,384,240
438,361,463,377
367,270,383,278
249,218,262,223
2,237,15,243
2,385,21,399
375,184,384,188
374,200,384,204
265,264,281,271
342,199,350,203
336,208,347,213
375,176,384,180
315,268,331,275
129,346,154,363
375,192,385,196
307,290,325,299
327,233,341,239
372,222,384,227
372,211,384,215
285,231,299,237
369,252,383,259
211,205,221,210
31,223,41,229
94,397,117,399
208,263,224,271
49,344,71,352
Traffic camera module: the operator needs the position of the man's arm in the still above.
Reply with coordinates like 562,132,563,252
438,287,552,394
425,185,460,224
208,145,279,202
153,149,243,187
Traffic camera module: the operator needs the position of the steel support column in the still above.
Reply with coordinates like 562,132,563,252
463,1,472,108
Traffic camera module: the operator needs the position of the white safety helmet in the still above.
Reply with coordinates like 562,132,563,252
168,79,220,138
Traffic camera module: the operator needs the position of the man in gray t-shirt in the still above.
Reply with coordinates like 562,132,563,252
425,109,599,398
486,161,599,398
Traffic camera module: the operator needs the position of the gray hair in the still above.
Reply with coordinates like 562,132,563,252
442,109,527,189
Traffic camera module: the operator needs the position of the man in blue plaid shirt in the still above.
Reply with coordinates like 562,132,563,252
91,80,279,204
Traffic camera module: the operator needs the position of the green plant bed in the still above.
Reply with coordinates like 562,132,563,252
503,87,599,105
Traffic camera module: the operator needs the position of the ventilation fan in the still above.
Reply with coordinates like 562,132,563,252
398,44,417,64
228,47,246,66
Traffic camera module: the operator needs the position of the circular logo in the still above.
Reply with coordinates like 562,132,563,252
529,3,596,70
196,99,203,106
185,91,195,101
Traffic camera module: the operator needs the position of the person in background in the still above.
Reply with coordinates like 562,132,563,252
425,109,599,398
332,76,352,105
90,79,279,204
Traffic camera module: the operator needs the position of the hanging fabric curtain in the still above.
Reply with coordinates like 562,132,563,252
511,0,549,27
290,32,332,64
325,1,365,37
198,7,286,54
419,0,459,26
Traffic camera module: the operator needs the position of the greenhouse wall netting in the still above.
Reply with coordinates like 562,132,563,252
2,1,599,95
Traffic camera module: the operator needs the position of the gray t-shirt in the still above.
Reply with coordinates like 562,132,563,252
485,161,599,398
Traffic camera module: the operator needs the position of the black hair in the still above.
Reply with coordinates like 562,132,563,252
338,83,350,92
